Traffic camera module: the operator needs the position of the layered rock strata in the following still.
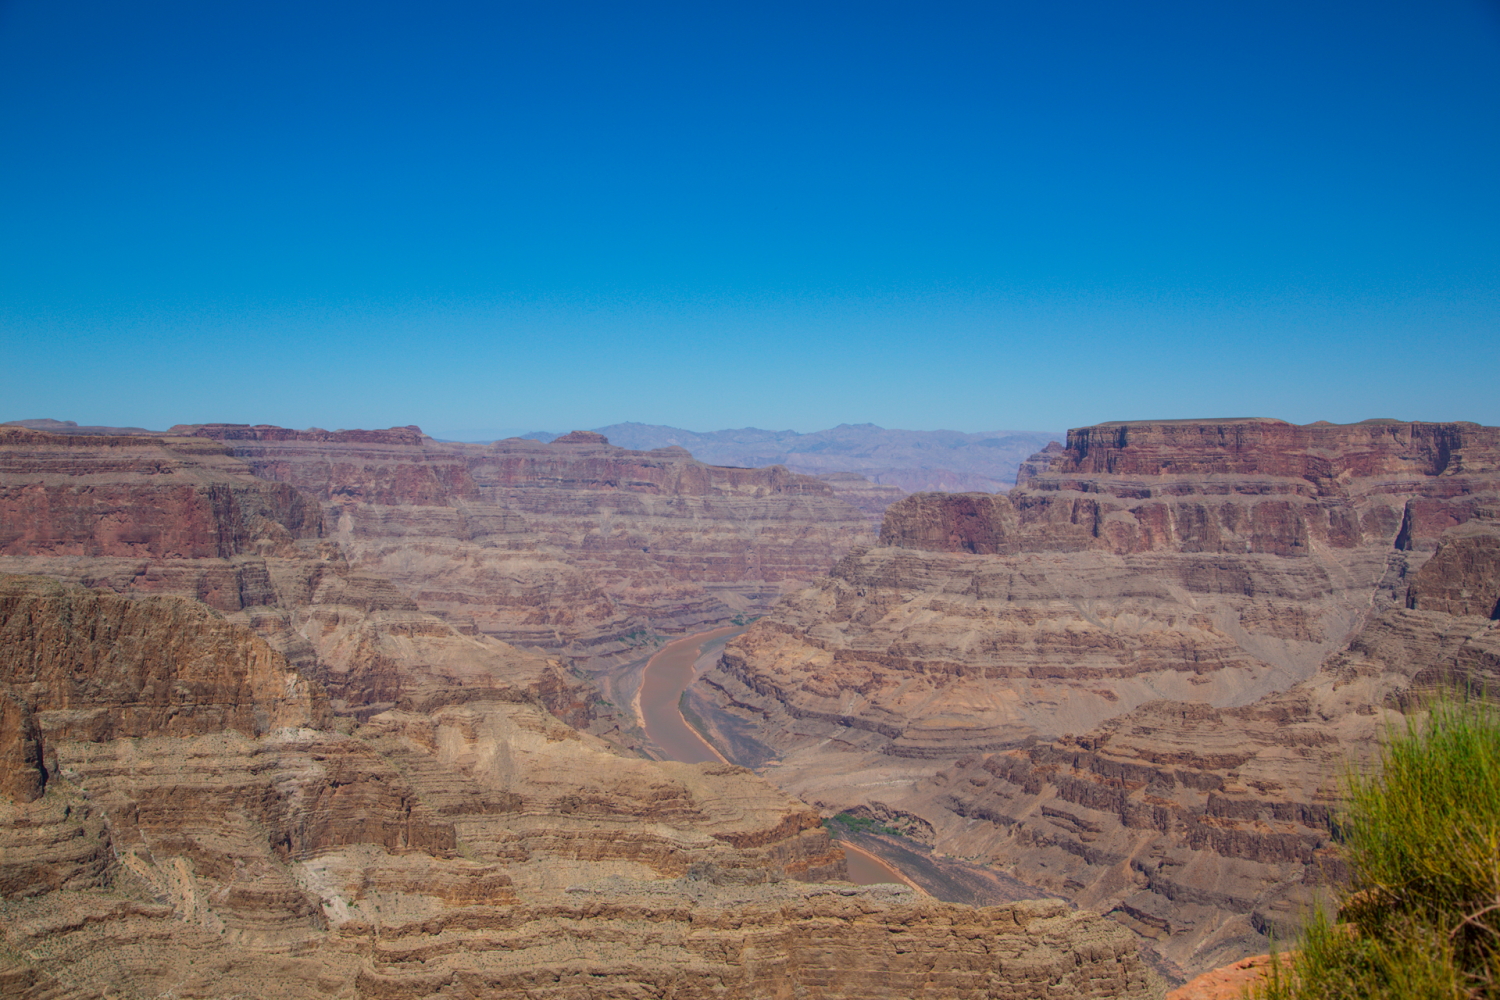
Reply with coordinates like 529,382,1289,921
0,426,610,735
813,471,909,524
921,591,1500,975
180,424,874,668
0,577,1160,1000
696,419,1500,974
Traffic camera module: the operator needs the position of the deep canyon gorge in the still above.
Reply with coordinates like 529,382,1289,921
3,416,1498,999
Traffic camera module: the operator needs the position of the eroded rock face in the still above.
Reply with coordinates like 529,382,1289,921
1033,419,1499,482
916,588,1500,976
0,691,44,803
0,426,322,564
181,424,874,666
0,427,633,741
0,575,327,741
0,577,1159,1000
0,425,1165,999
1407,508,1500,618
707,419,1500,753
696,418,1500,975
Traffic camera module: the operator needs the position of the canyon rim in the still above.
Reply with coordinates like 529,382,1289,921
1,415,1496,998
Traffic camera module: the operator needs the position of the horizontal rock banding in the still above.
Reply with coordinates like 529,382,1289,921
180,425,874,662
0,571,1161,999
699,418,1500,976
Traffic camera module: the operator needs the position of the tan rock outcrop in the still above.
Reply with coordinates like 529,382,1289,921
0,575,327,740
697,419,1500,976
0,577,1161,1000
907,598,1500,976
1165,954,1278,999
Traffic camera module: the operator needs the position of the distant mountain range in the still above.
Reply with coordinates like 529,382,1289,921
10,418,1064,495
570,422,1064,494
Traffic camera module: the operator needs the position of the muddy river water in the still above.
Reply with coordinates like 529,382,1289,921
637,626,912,887
636,627,740,764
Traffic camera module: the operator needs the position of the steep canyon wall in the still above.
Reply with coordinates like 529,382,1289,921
696,418,1500,975
0,424,1159,998
0,580,1158,1000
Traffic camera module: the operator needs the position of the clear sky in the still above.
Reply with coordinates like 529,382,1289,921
2,0,1497,436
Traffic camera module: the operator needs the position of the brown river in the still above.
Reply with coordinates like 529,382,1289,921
637,627,913,888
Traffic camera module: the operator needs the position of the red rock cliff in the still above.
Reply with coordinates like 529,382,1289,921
699,416,1500,976
886,419,1500,557
0,427,323,561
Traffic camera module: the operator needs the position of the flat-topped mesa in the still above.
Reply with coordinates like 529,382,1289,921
550,429,610,445
467,432,841,498
883,419,1500,558
1052,418,1500,483
184,422,842,501
695,417,1500,971
0,426,323,565
178,423,427,445
183,423,479,506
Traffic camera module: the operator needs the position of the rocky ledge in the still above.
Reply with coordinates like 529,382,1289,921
692,418,1500,975
0,577,1162,1000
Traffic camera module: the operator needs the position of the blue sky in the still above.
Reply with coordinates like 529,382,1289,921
2,0,1497,436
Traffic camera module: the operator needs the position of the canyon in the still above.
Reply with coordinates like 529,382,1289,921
0,422,875,723
0,421,1159,999
2,575,1159,999
177,424,874,674
4,413,1498,997
691,418,1500,977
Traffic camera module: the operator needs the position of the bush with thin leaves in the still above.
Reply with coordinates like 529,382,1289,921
1256,700,1500,999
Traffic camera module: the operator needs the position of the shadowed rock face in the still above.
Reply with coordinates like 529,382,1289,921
697,418,1500,976
0,690,44,803
0,575,328,741
0,575,1160,1000
1407,508,1500,618
180,424,875,663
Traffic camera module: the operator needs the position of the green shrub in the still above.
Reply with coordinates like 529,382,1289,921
1257,699,1500,999
828,812,901,837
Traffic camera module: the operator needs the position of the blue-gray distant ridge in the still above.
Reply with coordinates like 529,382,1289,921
591,422,1063,494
